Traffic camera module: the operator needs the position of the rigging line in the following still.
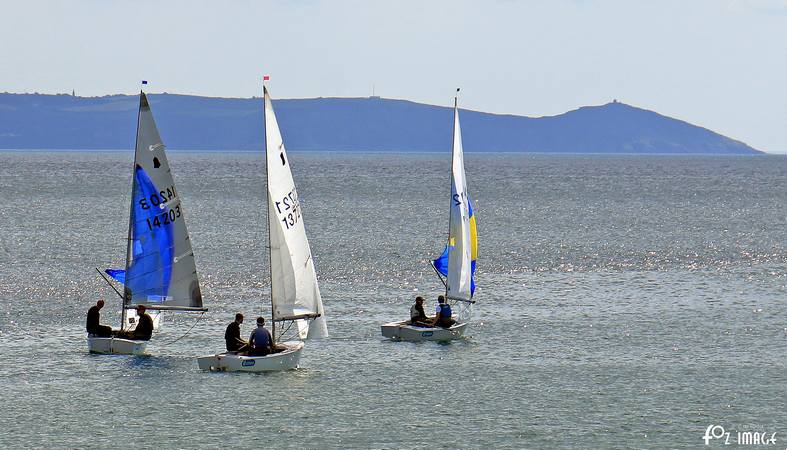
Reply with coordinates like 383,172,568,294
429,261,447,288
159,311,206,346
96,267,124,300
277,319,295,342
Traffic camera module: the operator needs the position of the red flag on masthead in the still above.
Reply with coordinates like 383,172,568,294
263,75,270,81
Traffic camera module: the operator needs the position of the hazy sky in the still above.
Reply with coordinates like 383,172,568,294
2,0,786,153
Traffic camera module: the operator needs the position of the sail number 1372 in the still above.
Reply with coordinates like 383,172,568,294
274,188,301,230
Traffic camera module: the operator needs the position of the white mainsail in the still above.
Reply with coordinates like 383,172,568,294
445,97,473,302
264,85,327,339
122,92,203,310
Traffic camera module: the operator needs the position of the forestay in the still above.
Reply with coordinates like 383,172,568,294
118,93,203,310
264,86,328,339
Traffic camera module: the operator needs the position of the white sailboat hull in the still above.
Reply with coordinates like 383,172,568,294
87,336,148,355
196,341,304,372
381,321,468,342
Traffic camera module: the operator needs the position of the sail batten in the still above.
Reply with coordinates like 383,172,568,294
264,86,327,339
123,92,203,309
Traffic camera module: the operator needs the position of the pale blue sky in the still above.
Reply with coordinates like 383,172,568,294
1,0,786,153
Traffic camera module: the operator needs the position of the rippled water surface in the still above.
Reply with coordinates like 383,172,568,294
0,152,784,448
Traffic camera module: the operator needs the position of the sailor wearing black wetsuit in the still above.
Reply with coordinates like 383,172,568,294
225,313,248,352
86,300,113,337
130,305,153,341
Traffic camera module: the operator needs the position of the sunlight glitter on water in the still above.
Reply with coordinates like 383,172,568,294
0,152,784,448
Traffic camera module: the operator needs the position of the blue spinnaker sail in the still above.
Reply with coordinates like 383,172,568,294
433,246,449,277
125,165,174,302
105,269,126,284
433,198,477,296
433,247,476,296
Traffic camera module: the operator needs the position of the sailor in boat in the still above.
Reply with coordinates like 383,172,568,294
248,317,274,356
225,313,250,353
431,296,456,328
118,305,154,341
409,296,430,327
86,300,113,337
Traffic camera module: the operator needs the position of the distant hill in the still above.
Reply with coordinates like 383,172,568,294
0,92,762,154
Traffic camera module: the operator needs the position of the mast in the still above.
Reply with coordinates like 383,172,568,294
121,90,144,332
263,80,276,342
445,89,459,301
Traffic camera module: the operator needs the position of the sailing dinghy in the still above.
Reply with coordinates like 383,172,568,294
197,82,327,372
381,90,478,342
88,91,206,355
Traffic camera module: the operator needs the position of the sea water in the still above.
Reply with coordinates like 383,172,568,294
0,152,784,448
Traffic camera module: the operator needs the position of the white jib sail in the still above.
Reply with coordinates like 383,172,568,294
446,98,473,302
124,92,203,309
264,86,328,339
